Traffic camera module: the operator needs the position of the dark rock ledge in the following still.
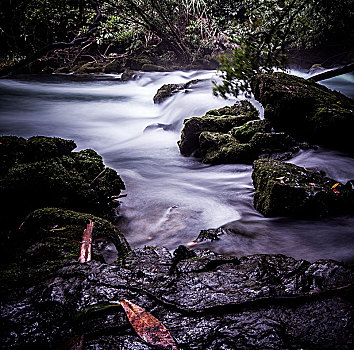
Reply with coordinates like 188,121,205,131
1,244,353,349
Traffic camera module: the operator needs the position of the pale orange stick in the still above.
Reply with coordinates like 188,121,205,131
78,221,94,263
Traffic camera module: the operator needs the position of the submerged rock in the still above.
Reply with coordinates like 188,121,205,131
1,246,352,349
252,159,354,217
153,79,200,104
251,72,354,153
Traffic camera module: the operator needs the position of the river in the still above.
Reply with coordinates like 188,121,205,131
0,70,353,263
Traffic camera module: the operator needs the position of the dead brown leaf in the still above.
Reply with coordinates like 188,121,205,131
120,299,178,349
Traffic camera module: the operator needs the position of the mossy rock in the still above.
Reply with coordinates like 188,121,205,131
199,132,255,164
74,62,106,74
0,136,125,260
251,72,354,153
0,208,130,293
121,69,138,81
103,60,124,74
252,159,354,217
0,135,75,175
178,100,259,157
141,63,165,72
231,119,273,143
153,80,199,104
249,132,299,156
21,208,130,264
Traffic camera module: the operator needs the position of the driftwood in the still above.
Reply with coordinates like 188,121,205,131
78,221,94,263
0,1,102,77
308,62,354,82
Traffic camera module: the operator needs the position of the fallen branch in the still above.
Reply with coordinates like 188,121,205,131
78,221,94,263
308,63,354,82
0,1,102,77
90,168,106,186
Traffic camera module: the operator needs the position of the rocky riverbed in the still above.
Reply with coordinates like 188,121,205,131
1,70,354,349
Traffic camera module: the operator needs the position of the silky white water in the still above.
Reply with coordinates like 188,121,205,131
0,70,353,262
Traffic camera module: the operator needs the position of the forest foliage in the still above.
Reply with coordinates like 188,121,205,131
0,0,353,94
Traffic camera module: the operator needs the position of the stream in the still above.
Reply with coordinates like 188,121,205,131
0,70,353,263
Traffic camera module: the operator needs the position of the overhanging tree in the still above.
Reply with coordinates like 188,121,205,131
213,0,354,97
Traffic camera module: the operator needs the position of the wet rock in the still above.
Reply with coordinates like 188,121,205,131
251,72,354,153
153,79,200,104
1,208,130,293
252,159,354,217
103,60,124,74
74,61,107,74
1,247,352,349
231,119,273,143
121,69,139,81
0,136,125,260
141,63,166,72
0,135,76,175
178,100,259,157
199,132,255,164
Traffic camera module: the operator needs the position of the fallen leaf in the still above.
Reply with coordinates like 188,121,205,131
331,182,340,189
120,299,178,350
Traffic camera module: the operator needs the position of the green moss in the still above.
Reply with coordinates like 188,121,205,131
199,131,254,164
21,208,130,257
153,83,181,104
252,159,354,217
0,135,76,175
0,136,126,263
178,100,259,157
205,100,259,119
141,63,165,72
231,120,273,143
251,72,354,153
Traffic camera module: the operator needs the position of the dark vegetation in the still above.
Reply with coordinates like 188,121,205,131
0,0,353,84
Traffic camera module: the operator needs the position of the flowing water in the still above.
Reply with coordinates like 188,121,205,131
1,70,354,263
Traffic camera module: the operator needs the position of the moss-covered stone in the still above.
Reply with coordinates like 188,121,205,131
21,208,130,263
199,132,255,164
141,63,166,72
249,132,299,159
0,135,76,175
252,159,354,217
74,62,106,74
0,208,130,294
251,72,354,153
153,79,200,104
103,59,124,74
178,100,259,157
120,69,138,81
231,119,273,143
0,136,125,262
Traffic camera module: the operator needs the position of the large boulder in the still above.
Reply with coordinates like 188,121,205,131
178,100,260,158
0,136,125,261
178,100,309,164
252,159,354,217
1,245,353,349
251,72,354,153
